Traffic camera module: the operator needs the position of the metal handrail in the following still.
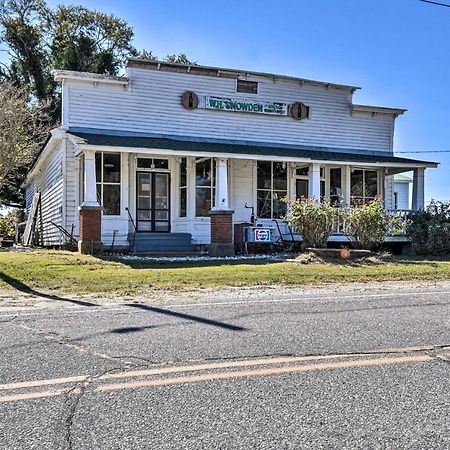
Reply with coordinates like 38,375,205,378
125,207,136,253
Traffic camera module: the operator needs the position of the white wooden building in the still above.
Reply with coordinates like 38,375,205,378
24,59,438,253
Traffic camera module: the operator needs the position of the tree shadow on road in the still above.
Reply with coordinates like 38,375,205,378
128,303,247,332
0,272,96,307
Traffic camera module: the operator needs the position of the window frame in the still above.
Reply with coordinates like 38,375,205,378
256,161,288,219
195,158,216,217
350,168,379,205
236,79,258,94
179,157,188,218
95,152,122,216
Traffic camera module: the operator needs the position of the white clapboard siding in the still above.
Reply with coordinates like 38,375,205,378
26,143,64,245
393,181,411,210
67,67,394,153
64,139,80,239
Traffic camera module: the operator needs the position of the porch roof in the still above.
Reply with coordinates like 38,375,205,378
68,129,438,168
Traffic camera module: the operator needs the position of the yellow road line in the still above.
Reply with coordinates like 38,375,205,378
97,354,433,393
0,344,441,393
0,354,434,403
0,353,366,392
0,387,80,403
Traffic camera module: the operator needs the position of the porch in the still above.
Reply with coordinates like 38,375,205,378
72,131,437,254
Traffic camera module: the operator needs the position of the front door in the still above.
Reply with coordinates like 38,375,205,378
136,172,170,232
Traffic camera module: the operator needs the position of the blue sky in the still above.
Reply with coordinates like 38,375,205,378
41,0,450,200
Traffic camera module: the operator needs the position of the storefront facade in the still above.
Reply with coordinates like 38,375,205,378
25,60,437,253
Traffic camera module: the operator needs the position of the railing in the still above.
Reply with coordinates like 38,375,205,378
125,207,136,253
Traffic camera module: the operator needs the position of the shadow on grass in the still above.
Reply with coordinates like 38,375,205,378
103,256,284,270
0,272,96,307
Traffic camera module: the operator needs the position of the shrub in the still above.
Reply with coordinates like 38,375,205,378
0,213,16,239
406,200,450,255
286,198,344,248
345,198,390,250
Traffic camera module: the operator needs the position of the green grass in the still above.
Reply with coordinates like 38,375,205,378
1,249,450,297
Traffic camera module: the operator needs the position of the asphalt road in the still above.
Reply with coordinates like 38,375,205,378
0,282,449,449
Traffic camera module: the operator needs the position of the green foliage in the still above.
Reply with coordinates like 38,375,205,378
286,198,344,248
406,200,450,255
0,209,17,238
345,198,390,249
0,0,195,206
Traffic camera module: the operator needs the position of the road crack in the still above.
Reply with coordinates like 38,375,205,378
64,367,123,450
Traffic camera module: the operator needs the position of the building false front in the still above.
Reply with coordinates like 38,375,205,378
24,59,438,253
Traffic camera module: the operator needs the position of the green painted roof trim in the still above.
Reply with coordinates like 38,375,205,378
68,130,437,167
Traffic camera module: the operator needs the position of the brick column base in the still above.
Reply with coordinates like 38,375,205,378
209,210,235,257
78,206,103,255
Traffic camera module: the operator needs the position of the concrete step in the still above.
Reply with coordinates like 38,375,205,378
128,232,193,254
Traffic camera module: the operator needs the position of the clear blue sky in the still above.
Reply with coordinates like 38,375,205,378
45,0,450,201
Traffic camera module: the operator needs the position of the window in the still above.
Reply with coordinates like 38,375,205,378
237,79,258,94
257,161,287,218
351,169,378,205
295,166,325,200
95,153,121,215
137,158,169,170
196,159,216,217
179,158,187,218
394,192,398,210
329,168,342,205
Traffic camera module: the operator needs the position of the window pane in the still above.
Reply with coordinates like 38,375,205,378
103,153,121,183
273,191,287,219
320,180,325,199
196,160,213,187
365,171,378,199
257,190,271,218
196,187,211,217
257,161,271,190
137,158,152,169
103,184,120,215
96,184,101,204
296,179,308,199
237,79,258,94
296,166,309,176
154,221,170,232
273,162,287,190
153,159,169,169
351,170,364,200
180,158,187,187
95,153,101,182
180,188,187,217
138,197,150,209
330,168,342,197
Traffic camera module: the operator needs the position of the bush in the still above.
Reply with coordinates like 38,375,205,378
286,198,343,248
345,198,390,250
406,200,450,255
0,213,16,239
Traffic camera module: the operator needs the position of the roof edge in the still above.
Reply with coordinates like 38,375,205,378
52,70,129,86
126,58,361,92
351,104,407,116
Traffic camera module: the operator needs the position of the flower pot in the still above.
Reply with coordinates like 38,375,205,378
340,248,351,260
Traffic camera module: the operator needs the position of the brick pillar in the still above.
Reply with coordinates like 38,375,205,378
78,206,103,255
209,210,235,257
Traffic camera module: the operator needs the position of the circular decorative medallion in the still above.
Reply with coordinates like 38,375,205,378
291,102,309,120
181,91,199,110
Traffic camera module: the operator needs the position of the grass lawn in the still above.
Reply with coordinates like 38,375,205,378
1,249,450,298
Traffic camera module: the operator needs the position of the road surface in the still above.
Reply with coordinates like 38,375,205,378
0,282,449,449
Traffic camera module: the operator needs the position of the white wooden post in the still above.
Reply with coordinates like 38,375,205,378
412,168,425,211
82,149,100,207
342,166,351,206
213,158,230,210
308,163,321,201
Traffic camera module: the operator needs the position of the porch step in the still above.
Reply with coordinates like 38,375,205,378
128,232,193,254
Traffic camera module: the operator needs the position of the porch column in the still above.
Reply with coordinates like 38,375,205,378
412,168,425,211
308,163,321,201
342,166,351,206
209,158,234,256
214,158,229,210
79,149,103,255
